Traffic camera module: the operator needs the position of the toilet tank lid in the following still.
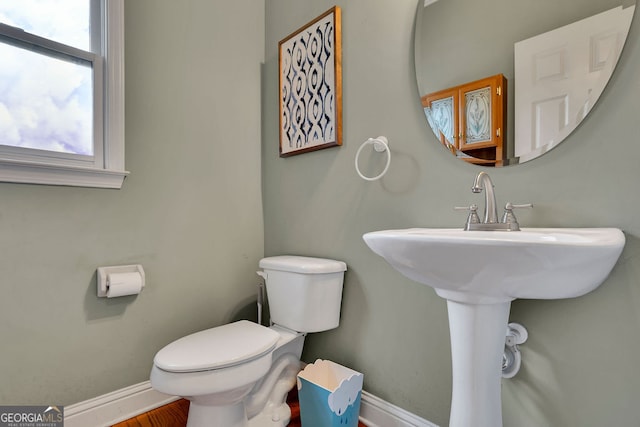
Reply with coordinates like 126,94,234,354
259,256,347,274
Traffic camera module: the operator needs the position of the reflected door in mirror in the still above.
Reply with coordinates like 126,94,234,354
514,5,634,162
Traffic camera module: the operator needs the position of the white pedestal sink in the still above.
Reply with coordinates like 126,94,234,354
363,228,625,427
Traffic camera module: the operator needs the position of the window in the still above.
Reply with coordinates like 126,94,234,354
0,0,126,188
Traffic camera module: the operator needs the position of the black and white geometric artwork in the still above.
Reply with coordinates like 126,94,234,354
279,7,342,157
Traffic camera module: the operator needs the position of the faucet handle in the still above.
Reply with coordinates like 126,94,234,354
506,203,533,210
502,202,533,230
455,204,479,214
455,204,480,229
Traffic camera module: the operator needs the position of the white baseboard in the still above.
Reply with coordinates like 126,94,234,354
64,381,438,427
359,391,438,427
64,381,178,427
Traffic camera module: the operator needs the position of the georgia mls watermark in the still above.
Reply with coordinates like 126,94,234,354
0,406,63,427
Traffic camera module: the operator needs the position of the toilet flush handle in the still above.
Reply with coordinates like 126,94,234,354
256,271,267,326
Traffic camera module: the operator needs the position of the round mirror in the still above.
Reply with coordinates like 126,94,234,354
414,0,635,166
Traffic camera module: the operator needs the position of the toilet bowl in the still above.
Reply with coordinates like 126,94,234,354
150,256,347,427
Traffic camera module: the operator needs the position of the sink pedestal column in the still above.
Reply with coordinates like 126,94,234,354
446,300,511,427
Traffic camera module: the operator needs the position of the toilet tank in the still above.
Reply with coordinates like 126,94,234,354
259,256,347,333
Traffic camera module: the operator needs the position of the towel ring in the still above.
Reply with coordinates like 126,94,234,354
355,136,391,181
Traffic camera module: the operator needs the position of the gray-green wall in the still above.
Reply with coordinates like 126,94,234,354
0,0,265,405
264,1,640,426
3,1,640,425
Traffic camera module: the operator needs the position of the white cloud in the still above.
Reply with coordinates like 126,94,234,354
0,2,93,155
0,102,20,144
327,374,363,416
0,0,89,49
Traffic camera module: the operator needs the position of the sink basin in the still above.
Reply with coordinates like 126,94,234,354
363,227,625,304
363,227,625,427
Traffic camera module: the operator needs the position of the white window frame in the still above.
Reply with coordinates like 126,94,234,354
0,0,127,189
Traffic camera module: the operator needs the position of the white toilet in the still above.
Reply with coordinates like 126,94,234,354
150,256,347,427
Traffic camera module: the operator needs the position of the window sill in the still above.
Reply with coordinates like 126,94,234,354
0,159,128,189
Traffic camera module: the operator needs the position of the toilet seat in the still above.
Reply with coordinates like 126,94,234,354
154,320,280,373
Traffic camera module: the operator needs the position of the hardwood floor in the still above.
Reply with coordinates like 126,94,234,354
112,387,367,426
112,399,189,427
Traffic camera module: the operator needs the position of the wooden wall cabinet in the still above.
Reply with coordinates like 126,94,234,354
422,74,507,166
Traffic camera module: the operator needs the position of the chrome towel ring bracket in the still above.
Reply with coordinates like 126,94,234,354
355,136,391,181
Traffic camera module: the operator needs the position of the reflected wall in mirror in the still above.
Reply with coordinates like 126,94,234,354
414,0,635,167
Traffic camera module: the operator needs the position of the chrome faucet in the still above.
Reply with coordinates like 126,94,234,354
456,171,532,231
472,171,498,224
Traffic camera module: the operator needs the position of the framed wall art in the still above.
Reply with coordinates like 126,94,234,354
278,6,342,157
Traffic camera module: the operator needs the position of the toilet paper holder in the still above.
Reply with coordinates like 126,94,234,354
97,264,145,297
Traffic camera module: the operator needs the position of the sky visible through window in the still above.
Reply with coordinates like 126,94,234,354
0,1,93,156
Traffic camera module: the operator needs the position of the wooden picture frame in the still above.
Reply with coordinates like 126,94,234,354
278,6,342,157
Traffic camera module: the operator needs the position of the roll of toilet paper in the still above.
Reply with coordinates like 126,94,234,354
107,272,143,298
